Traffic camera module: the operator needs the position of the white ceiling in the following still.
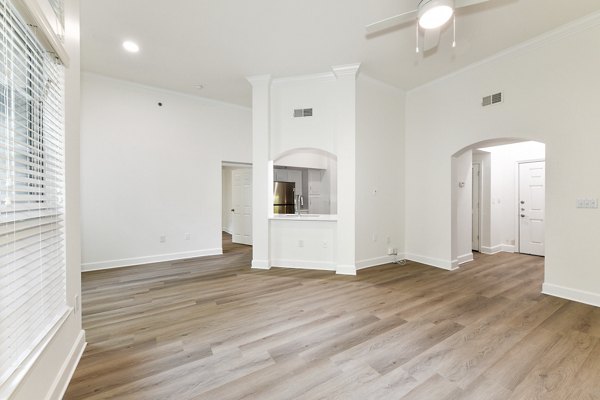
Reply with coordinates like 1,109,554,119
81,0,600,106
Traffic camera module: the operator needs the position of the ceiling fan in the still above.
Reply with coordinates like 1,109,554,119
366,0,491,52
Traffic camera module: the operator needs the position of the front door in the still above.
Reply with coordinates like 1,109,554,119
519,161,545,256
232,168,252,245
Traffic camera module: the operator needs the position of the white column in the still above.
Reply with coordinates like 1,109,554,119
332,64,360,275
247,75,272,269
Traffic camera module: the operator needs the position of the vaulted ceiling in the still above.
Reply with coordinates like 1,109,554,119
81,0,600,106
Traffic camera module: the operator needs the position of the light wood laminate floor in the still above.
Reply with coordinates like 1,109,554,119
65,233,600,399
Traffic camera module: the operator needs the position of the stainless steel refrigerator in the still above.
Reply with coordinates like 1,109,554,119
273,181,295,214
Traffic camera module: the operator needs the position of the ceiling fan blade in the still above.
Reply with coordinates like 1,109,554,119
423,27,441,52
365,10,418,34
455,0,490,8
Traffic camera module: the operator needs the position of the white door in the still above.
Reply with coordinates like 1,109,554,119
519,161,545,256
232,168,252,245
472,164,481,252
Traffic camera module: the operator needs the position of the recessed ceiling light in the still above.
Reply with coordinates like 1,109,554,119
122,41,140,53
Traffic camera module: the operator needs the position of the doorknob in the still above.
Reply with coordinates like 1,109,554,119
521,208,525,211
520,201,525,204
521,214,526,218
231,209,235,212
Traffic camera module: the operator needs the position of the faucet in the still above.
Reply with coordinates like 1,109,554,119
295,194,304,215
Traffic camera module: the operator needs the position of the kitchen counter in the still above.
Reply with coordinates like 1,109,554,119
269,214,338,221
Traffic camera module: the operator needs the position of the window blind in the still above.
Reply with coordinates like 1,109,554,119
0,0,67,391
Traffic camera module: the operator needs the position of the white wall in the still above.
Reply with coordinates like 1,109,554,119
80,74,252,270
12,0,85,399
270,220,337,270
473,151,491,251
355,75,405,268
270,75,338,158
405,14,600,306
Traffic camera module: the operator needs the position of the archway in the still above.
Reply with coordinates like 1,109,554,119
271,148,337,215
451,138,546,268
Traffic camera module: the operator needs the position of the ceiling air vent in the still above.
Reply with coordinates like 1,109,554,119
293,108,313,118
482,92,503,107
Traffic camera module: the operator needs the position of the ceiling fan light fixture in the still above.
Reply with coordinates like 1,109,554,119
122,40,140,53
418,0,454,29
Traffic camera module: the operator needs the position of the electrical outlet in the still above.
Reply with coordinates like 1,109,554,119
160,235,166,243
387,248,398,256
386,236,391,245
298,240,304,248
185,233,191,240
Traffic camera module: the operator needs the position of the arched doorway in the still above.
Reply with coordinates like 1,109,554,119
451,138,546,268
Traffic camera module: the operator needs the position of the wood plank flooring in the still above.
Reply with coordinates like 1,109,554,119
64,234,600,399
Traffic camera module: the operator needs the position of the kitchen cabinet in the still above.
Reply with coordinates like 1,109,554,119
287,170,302,196
274,168,303,196
274,169,288,182
308,169,322,213
308,169,322,195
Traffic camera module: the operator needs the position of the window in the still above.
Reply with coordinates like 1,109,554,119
47,0,64,25
0,0,67,393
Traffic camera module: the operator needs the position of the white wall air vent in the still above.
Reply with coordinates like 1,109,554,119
293,108,313,118
482,92,503,107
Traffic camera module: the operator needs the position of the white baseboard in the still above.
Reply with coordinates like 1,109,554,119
46,330,86,400
457,253,474,265
222,228,232,234
501,245,516,253
336,264,357,276
481,245,503,255
355,255,397,271
481,244,516,255
82,248,223,271
251,259,271,270
404,253,456,271
271,259,336,272
542,282,600,308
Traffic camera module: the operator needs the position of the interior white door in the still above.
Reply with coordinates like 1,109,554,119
519,161,545,256
232,168,252,245
472,163,481,252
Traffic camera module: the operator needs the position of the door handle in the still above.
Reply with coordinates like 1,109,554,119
521,208,525,211
520,201,525,204
231,209,235,212
521,214,526,218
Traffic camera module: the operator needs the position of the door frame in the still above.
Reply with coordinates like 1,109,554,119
221,161,252,243
516,159,545,254
472,162,482,252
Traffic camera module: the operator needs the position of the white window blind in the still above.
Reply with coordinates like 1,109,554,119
0,0,67,392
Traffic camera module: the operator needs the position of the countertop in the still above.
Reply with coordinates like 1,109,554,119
269,214,338,221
